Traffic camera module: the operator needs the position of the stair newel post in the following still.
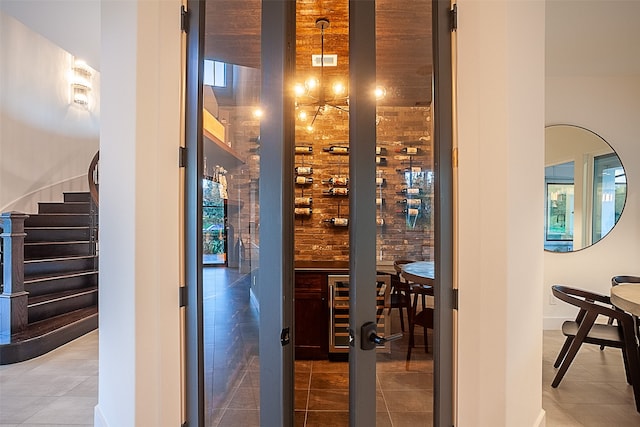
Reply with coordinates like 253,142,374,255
0,211,30,342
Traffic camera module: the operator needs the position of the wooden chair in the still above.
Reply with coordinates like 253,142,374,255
388,269,412,332
406,282,434,361
550,284,640,412
601,275,640,349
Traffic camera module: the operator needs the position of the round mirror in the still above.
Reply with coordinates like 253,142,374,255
544,125,627,252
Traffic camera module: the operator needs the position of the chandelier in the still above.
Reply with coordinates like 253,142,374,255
294,18,349,131
294,18,386,131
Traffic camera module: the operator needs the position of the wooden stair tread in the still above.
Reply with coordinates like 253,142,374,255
24,269,98,283
25,226,91,230
24,254,97,264
28,287,98,306
10,307,97,341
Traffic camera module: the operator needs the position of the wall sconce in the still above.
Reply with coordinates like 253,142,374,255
71,59,92,107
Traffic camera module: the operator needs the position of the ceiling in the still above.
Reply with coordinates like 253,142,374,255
3,0,639,95
205,0,433,107
0,0,101,70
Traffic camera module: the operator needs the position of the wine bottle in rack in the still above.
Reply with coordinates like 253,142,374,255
294,208,312,216
322,176,349,186
295,146,313,154
295,166,313,175
323,145,349,154
395,146,422,155
376,146,388,155
249,136,260,143
397,187,423,195
397,208,420,216
376,198,385,206
296,176,313,185
396,166,422,174
323,187,349,196
323,217,349,227
376,156,388,166
376,177,387,186
376,218,385,226
294,197,313,206
397,198,422,208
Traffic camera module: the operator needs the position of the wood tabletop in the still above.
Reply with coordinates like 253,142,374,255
401,261,435,285
611,284,640,317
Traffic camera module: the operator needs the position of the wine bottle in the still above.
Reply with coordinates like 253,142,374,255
396,166,422,173
296,176,313,185
397,208,420,216
376,156,388,166
323,146,349,154
294,207,312,216
323,217,349,227
395,146,421,155
375,177,386,186
376,198,385,206
295,146,313,154
295,166,313,175
249,136,260,143
376,146,388,155
376,218,385,226
323,187,349,196
294,197,312,206
397,198,422,208
397,187,423,195
322,176,349,186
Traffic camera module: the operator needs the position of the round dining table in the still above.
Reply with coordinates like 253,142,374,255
611,284,640,316
400,260,435,285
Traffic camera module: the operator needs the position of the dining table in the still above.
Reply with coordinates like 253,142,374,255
610,283,640,413
611,284,640,317
400,260,435,285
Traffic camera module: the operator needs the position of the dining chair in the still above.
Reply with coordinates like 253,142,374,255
406,281,435,361
550,284,640,407
388,269,412,332
387,259,417,332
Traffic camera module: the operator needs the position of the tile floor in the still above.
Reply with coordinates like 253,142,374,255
542,329,640,426
0,330,98,426
3,269,640,426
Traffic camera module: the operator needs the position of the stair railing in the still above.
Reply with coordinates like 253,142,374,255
0,212,29,340
88,151,99,207
87,151,99,271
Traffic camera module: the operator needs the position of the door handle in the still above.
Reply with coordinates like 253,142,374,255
360,321,403,350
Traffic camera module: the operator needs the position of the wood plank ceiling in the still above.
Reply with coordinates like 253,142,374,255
205,0,432,107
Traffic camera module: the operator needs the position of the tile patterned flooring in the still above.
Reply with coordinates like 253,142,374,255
3,267,640,426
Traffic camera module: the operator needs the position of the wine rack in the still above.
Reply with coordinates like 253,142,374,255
295,143,314,220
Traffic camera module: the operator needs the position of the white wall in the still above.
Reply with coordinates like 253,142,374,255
456,1,545,426
95,1,182,426
0,12,99,213
543,1,640,329
544,75,640,328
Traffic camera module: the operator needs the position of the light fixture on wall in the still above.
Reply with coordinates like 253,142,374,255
71,59,92,107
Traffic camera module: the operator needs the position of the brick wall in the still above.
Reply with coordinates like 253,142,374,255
216,104,434,266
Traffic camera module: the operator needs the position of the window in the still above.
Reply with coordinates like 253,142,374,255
203,60,227,87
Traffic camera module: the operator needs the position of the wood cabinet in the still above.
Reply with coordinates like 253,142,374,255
294,272,328,359
294,261,348,360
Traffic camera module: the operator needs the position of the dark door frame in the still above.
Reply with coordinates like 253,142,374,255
183,1,455,425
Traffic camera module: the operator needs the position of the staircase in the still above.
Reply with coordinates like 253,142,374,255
0,192,98,364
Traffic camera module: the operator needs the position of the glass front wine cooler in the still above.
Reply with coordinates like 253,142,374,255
328,274,391,354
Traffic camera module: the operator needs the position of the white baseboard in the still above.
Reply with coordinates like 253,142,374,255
94,404,108,427
533,408,546,427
